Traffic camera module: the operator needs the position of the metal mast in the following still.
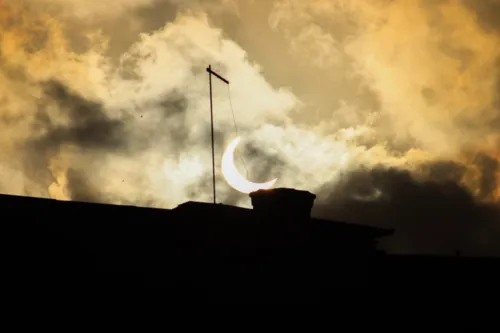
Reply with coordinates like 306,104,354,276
206,65,229,204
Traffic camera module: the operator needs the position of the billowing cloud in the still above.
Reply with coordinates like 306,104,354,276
1,0,500,255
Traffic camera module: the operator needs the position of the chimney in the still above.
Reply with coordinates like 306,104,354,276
249,188,316,220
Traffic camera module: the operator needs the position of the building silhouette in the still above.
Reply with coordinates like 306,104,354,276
1,187,498,301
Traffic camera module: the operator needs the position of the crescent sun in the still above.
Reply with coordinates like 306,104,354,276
221,137,277,194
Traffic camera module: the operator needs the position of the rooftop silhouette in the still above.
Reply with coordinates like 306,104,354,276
1,187,499,301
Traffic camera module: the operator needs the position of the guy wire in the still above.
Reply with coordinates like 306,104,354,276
227,85,249,178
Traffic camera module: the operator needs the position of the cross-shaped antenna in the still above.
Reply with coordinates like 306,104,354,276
206,65,229,204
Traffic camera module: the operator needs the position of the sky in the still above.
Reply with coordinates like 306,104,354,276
1,0,500,255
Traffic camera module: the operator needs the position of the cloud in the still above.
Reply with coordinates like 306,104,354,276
313,163,500,256
33,80,126,151
269,0,500,154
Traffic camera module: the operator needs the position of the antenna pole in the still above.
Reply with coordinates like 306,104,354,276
206,65,229,204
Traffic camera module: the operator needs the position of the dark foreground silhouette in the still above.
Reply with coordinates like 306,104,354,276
1,187,499,302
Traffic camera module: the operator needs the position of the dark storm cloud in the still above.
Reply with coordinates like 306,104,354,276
241,142,287,183
32,80,126,151
419,160,467,183
153,90,190,149
313,164,500,256
472,153,499,200
158,91,189,117
133,0,179,33
65,167,100,203
463,0,500,31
